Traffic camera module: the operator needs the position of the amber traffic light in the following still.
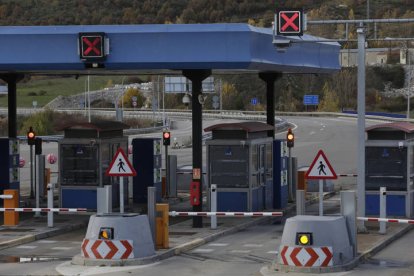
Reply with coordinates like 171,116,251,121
287,128,294,148
27,127,36,146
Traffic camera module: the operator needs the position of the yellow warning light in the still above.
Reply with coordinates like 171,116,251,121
296,232,312,246
99,227,114,240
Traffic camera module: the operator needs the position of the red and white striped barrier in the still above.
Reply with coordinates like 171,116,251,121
0,208,87,213
280,246,333,267
357,217,414,224
81,239,134,259
169,211,283,217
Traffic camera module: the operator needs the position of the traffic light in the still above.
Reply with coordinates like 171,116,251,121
163,131,171,146
27,127,36,146
287,128,294,148
296,232,312,246
35,138,42,155
99,227,114,240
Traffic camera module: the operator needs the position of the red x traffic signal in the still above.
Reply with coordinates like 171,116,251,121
276,9,303,36
79,32,106,60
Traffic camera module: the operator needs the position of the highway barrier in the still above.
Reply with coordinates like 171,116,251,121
357,217,414,224
169,211,283,217
0,208,87,212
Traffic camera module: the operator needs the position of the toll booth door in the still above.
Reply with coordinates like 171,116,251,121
273,140,288,209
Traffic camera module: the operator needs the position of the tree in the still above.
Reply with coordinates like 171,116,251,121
318,82,339,112
121,88,146,108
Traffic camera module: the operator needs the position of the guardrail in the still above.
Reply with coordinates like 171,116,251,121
169,211,283,217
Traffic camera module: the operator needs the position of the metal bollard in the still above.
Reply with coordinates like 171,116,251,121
296,190,305,215
147,187,156,244
379,187,387,234
47,183,54,228
4,190,19,226
210,184,217,229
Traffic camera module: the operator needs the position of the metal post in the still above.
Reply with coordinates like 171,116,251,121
296,190,305,215
165,145,169,197
379,187,387,234
341,191,357,258
35,154,41,217
87,75,91,123
288,147,293,202
47,183,54,228
148,187,156,243
30,145,34,198
357,25,367,231
120,177,124,213
6,75,17,138
210,184,217,229
319,179,324,216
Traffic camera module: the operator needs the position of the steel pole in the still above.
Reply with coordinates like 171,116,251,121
288,147,293,202
120,177,124,213
357,25,367,231
88,75,91,123
30,145,34,198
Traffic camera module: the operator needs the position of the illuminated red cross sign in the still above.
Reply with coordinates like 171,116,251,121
276,9,303,36
79,32,106,60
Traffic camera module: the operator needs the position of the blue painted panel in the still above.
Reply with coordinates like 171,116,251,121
0,24,340,73
61,188,97,209
217,192,247,212
252,187,264,211
132,138,162,203
265,180,273,209
273,140,288,209
0,138,20,203
366,194,406,216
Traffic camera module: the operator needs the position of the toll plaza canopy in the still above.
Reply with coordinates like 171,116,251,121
0,23,340,74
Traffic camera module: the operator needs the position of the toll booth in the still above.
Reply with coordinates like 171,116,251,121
0,138,20,202
205,122,273,212
58,121,129,209
365,122,414,217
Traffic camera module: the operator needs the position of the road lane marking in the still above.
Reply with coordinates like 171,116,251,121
16,245,37,249
267,251,278,254
193,248,214,253
230,250,251,253
208,243,229,247
51,247,73,250
36,240,57,244
243,244,263,248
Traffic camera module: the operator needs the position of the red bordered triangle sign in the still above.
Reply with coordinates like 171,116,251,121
106,148,136,177
305,150,337,180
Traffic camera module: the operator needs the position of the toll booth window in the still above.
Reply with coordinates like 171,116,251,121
366,147,407,191
61,144,99,186
209,145,249,188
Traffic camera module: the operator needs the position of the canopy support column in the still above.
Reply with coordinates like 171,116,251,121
0,74,24,138
259,72,282,138
182,69,211,228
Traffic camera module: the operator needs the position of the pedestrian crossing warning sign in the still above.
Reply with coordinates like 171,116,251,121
305,150,337,180
106,148,136,177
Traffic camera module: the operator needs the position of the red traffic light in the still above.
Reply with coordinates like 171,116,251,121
163,131,171,146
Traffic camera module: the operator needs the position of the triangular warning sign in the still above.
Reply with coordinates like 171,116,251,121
106,148,136,177
305,150,337,180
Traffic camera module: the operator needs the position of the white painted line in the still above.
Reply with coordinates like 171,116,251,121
309,131,315,135
230,250,251,253
243,244,263,248
208,243,229,247
51,247,73,250
267,251,278,254
36,240,57,244
193,248,214,253
16,245,37,249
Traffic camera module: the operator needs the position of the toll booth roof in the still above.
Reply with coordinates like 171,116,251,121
366,122,414,140
57,120,130,139
204,121,273,140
